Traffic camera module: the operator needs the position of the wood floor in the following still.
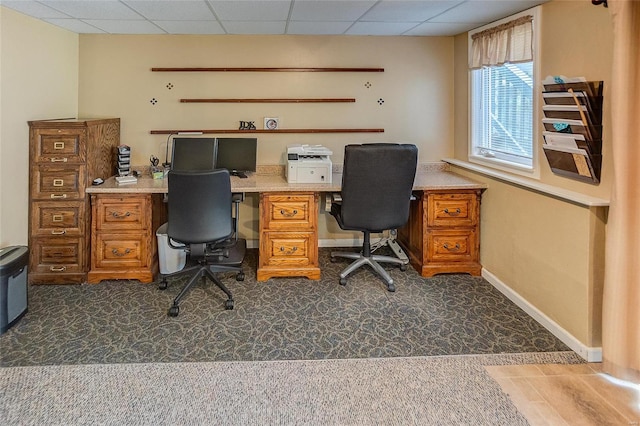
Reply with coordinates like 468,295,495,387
486,363,640,425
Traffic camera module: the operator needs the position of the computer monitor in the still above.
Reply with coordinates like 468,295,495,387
215,137,257,178
171,137,217,172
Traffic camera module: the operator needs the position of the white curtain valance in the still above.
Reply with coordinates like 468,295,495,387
470,15,533,69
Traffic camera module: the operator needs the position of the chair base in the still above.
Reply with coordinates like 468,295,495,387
330,251,407,292
159,239,246,316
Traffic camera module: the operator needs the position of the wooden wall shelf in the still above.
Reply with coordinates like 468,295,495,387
152,67,384,73
180,98,356,103
150,128,384,135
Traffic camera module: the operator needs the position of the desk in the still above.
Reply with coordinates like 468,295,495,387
86,167,486,283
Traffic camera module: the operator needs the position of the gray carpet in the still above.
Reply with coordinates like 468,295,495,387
0,248,570,367
0,352,583,425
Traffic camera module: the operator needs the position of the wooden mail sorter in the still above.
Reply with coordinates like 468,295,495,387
541,78,603,184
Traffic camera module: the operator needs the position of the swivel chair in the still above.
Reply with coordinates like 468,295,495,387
330,143,418,292
158,169,246,317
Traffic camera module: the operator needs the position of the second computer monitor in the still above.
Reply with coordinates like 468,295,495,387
171,137,217,172
216,137,257,178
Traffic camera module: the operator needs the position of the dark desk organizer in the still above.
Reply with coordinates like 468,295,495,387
541,80,603,184
116,145,131,176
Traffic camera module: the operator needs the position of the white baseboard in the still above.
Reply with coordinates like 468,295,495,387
482,268,602,362
245,238,362,249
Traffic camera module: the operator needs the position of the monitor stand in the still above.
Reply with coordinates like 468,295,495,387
230,170,248,179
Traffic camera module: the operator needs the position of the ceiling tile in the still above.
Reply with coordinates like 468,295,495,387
1,1,71,19
123,1,216,21
43,1,145,20
405,21,477,36
346,21,419,36
153,20,225,34
209,1,291,21
361,0,463,22
286,21,353,35
43,18,106,33
290,0,376,22
222,20,287,34
430,0,543,24
83,19,166,34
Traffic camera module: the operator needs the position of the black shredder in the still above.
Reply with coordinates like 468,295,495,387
0,245,28,334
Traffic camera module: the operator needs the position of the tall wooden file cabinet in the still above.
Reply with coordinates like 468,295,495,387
28,118,120,284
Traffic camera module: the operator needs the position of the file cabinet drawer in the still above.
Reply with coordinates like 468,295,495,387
31,201,85,237
32,130,85,164
30,237,84,274
427,193,478,228
31,166,85,200
261,193,316,230
261,231,317,268
94,196,149,231
93,233,148,269
426,229,478,263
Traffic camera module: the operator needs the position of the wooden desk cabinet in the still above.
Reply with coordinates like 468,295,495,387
257,192,321,281
28,118,120,284
87,194,166,284
397,189,482,277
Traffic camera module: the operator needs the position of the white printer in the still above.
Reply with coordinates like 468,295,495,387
286,144,333,184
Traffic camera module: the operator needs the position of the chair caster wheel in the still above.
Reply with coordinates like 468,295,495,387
386,283,396,292
168,305,179,317
224,299,234,310
400,264,408,271
236,272,245,281
158,280,168,290
339,277,347,286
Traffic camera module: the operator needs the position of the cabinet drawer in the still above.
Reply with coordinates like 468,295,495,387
260,231,317,268
32,129,85,164
30,237,84,274
31,201,86,237
31,165,85,200
93,233,148,269
94,196,149,231
427,193,478,227
261,193,316,230
426,229,478,263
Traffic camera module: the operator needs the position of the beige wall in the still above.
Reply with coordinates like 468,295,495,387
78,35,454,166
452,0,612,351
0,7,78,247
78,34,454,240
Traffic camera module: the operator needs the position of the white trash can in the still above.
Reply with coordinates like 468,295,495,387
156,223,187,274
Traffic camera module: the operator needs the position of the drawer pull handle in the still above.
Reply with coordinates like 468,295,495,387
54,142,65,150
53,178,64,187
50,266,66,272
443,243,461,251
112,248,131,257
51,229,66,235
443,208,461,215
112,211,131,219
279,246,298,255
50,157,68,163
280,209,298,217
50,194,67,199
52,214,64,222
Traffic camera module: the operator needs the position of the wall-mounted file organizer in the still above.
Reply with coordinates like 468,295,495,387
541,78,603,184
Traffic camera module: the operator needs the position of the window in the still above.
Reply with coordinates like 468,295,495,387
469,10,539,175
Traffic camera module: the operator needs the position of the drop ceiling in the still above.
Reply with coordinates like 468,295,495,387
1,0,547,36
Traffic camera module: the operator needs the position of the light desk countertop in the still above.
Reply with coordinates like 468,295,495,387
86,169,487,194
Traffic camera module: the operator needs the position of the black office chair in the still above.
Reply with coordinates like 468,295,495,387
158,169,246,317
330,143,418,292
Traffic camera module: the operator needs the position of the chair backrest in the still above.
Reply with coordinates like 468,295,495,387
340,143,418,232
167,169,233,244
